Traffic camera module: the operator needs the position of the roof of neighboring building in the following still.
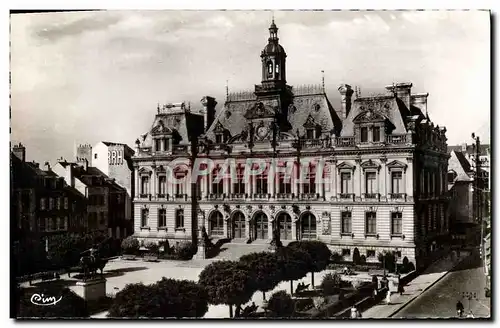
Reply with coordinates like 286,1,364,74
447,144,490,156
100,141,135,154
448,151,473,182
74,165,126,192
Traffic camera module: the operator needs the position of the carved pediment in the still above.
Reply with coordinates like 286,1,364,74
151,121,173,136
337,161,355,171
353,109,386,124
387,160,408,169
213,121,226,134
360,159,381,170
244,102,276,119
138,167,152,175
303,114,317,129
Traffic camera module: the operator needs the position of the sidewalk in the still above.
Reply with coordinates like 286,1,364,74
362,250,471,318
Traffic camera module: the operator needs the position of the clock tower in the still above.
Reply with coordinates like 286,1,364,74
254,18,294,129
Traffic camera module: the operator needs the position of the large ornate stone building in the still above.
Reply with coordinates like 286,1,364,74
132,20,449,268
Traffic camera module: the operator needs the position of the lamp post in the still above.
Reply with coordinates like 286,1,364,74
471,133,483,265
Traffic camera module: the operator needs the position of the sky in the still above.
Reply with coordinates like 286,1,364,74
10,10,491,165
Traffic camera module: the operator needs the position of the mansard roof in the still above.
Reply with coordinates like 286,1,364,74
341,96,426,137
204,89,342,141
137,108,204,149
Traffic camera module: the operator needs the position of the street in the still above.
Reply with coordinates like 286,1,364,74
393,249,490,318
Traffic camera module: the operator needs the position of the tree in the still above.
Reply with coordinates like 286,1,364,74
108,279,209,318
378,251,396,273
352,247,361,265
121,236,140,255
145,242,159,254
287,241,331,288
239,252,282,301
198,260,256,318
17,286,88,318
276,247,312,296
267,290,294,318
47,234,85,271
320,272,342,296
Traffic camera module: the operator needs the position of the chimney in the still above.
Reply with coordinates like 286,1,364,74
44,161,51,171
338,84,353,119
461,143,467,152
200,96,217,132
12,143,26,162
386,82,412,109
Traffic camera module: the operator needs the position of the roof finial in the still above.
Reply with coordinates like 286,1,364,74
321,70,325,93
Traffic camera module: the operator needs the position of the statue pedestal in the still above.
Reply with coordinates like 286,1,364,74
71,278,107,301
195,243,206,260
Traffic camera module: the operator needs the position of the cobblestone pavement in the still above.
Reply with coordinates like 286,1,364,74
393,249,490,319
362,250,472,319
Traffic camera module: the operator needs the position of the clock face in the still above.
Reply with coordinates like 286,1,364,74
257,126,268,138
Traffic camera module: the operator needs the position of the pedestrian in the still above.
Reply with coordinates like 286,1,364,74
398,283,405,296
385,291,391,305
350,306,358,319
357,309,362,318
456,300,464,317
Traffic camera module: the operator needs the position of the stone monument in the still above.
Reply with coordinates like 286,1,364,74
70,245,107,301
195,209,207,260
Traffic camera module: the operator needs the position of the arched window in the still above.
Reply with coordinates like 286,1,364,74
209,211,224,236
301,212,317,240
268,62,273,74
275,64,279,74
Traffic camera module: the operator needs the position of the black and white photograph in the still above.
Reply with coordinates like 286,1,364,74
10,8,491,320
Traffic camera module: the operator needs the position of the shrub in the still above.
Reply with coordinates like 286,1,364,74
320,273,342,296
17,286,88,318
121,237,140,255
331,252,343,263
158,239,170,254
312,296,326,310
294,298,314,312
267,291,295,318
176,241,196,260
359,255,367,264
378,251,397,273
109,280,208,318
352,248,361,265
145,242,159,254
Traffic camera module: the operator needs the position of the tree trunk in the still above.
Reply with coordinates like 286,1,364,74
262,290,266,301
290,280,293,296
229,304,233,318
311,271,315,289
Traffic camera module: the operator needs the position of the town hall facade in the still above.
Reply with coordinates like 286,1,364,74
131,20,450,268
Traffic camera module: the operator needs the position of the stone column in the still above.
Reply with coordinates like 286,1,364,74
151,166,157,199
291,215,298,240
406,157,414,198
268,215,274,242
245,216,251,240
134,167,140,197
380,157,387,199
354,160,361,198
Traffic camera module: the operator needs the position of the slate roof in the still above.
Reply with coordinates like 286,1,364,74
101,141,134,154
447,144,490,156
138,110,204,148
73,165,126,192
204,90,342,140
341,96,425,137
448,151,473,182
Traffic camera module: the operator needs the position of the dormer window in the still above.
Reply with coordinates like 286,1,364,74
215,134,223,144
306,129,314,139
155,139,161,152
361,127,368,142
373,127,381,142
